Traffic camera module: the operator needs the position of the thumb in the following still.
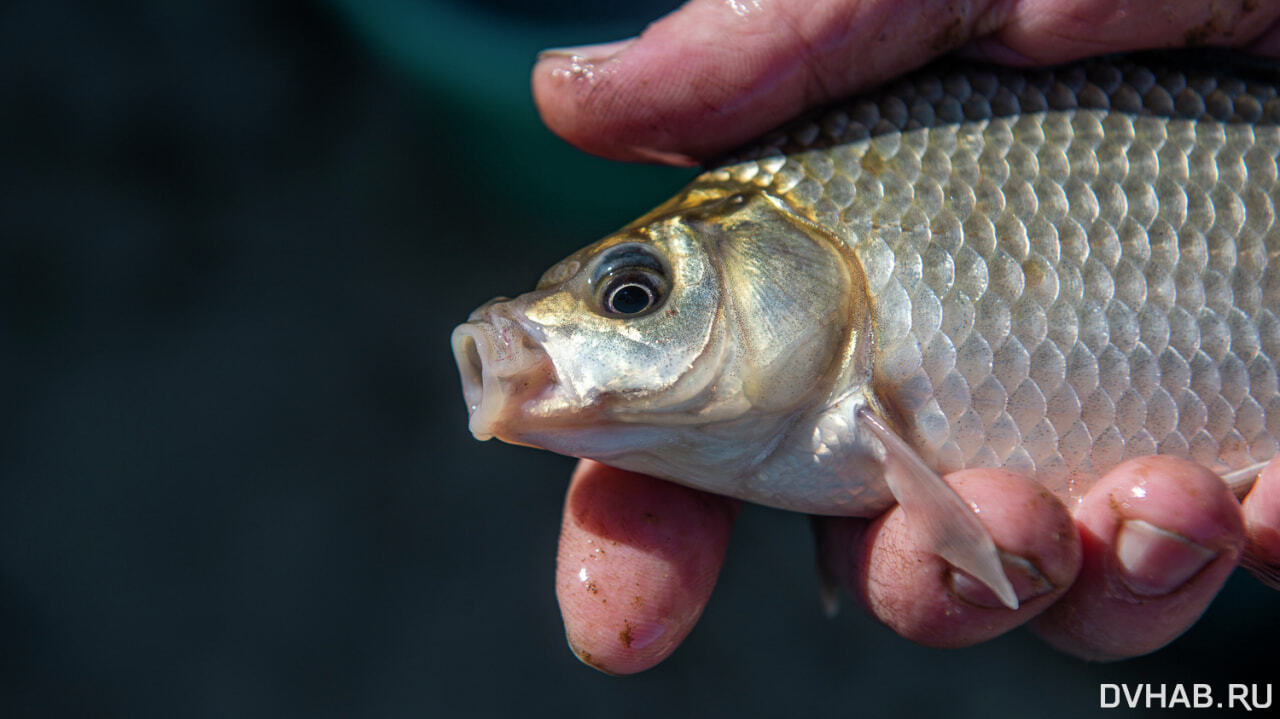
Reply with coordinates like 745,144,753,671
531,0,993,164
531,0,1280,165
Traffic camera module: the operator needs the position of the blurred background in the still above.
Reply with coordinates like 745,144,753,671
1,1,1276,716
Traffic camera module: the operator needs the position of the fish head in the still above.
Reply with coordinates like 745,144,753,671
451,188,869,482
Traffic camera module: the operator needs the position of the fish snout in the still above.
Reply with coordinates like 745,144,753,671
451,307,556,441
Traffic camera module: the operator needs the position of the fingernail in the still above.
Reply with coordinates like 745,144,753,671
620,144,700,167
950,552,1054,609
1114,519,1217,597
537,37,636,63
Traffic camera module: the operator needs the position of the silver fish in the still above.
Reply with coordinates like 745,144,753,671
452,52,1280,607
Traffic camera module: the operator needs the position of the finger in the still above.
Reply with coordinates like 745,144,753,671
1242,456,1280,586
823,468,1081,648
533,0,998,164
1030,456,1246,661
532,0,1280,164
556,460,737,674
966,0,1280,64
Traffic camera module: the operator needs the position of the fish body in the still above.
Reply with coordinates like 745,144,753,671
453,53,1280,604
710,52,1280,506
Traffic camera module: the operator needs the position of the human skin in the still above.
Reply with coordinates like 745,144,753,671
533,0,1280,674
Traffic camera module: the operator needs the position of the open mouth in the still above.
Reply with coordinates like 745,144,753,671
450,313,555,441
453,330,486,418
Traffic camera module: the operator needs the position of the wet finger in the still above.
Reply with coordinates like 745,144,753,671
825,468,1081,648
964,0,1280,64
556,460,737,674
1030,456,1246,661
531,0,1280,164
532,0,999,164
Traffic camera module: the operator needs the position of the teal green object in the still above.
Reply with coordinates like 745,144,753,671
325,0,694,231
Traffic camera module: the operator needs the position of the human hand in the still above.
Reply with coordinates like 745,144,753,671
533,0,1280,166
535,0,1280,674
558,456,1279,674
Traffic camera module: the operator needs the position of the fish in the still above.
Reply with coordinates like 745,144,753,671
452,51,1280,608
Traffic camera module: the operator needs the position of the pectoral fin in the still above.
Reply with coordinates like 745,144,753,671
1220,460,1266,500
1218,462,1275,589
810,515,844,618
857,407,1019,610
1240,552,1280,591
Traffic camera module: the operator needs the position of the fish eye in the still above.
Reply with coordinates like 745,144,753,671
591,244,669,318
600,271,662,315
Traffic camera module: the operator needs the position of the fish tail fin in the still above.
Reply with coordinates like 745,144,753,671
857,407,1019,610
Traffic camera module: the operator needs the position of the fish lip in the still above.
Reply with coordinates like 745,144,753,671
450,305,557,441
451,324,489,434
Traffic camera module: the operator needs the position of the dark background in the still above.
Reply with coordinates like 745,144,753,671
2,1,1276,716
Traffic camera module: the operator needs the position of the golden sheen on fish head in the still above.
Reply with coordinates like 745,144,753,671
452,189,869,487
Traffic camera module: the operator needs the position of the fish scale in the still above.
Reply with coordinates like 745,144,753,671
698,54,1280,501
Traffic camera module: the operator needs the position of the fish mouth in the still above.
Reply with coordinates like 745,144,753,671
450,307,558,441
453,329,488,426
